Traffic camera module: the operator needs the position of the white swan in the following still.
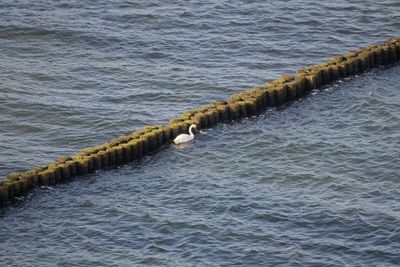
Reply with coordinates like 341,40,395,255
173,124,197,144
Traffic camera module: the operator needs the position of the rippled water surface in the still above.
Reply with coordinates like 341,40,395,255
1,0,400,266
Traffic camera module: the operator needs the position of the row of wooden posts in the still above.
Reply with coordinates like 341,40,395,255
1,37,399,206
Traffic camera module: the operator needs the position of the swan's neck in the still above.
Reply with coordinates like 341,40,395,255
189,126,195,137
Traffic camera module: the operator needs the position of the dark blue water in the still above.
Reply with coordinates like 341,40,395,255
1,1,399,266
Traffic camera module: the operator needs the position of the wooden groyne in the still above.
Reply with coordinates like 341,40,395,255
1,37,399,206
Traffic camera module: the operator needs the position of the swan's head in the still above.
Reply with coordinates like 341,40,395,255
189,124,197,134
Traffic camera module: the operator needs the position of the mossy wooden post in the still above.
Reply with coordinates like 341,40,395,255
265,87,275,106
4,181,14,200
48,169,57,185
357,54,367,73
136,139,144,158
212,109,220,124
169,123,181,139
0,183,9,204
345,51,358,75
200,112,209,128
208,109,220,126
343,59,354,76
94,153,103,170
296,76,306,96
361,51,370,69
140,135,149,156
286,81,297,101
5,173,22,197
274,84,288,106
258,89,268,109
367,49,375,67
48,164,61,183
114,146,123,164
98,150,109,168
201,111,212,127
321,66,331,84
236,101,247,118
13,173,28,193
179,118,189,131
28,172,40,187
13,180,22,196
147,132,157,151
245,98,257,116
120,144,131,163
68,161,78,177
106,147,116,166
154,128,163,147
337,63,347,78
202,110,212,126
129,141,138,160
382,45,390,65
228,102,240,120
313,68,323,86
161,126,172,143
352,57,360,74
64,163,74,179
19,175,30,194
253,93,263,112
242,92,258,113
373,46,383,66
20,172,35,190
191,113,204,129
38,170,51,186
76,158,89,175
217,104,229,122
388,44,397,63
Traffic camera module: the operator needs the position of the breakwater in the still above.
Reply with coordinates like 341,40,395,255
1,37,399,206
